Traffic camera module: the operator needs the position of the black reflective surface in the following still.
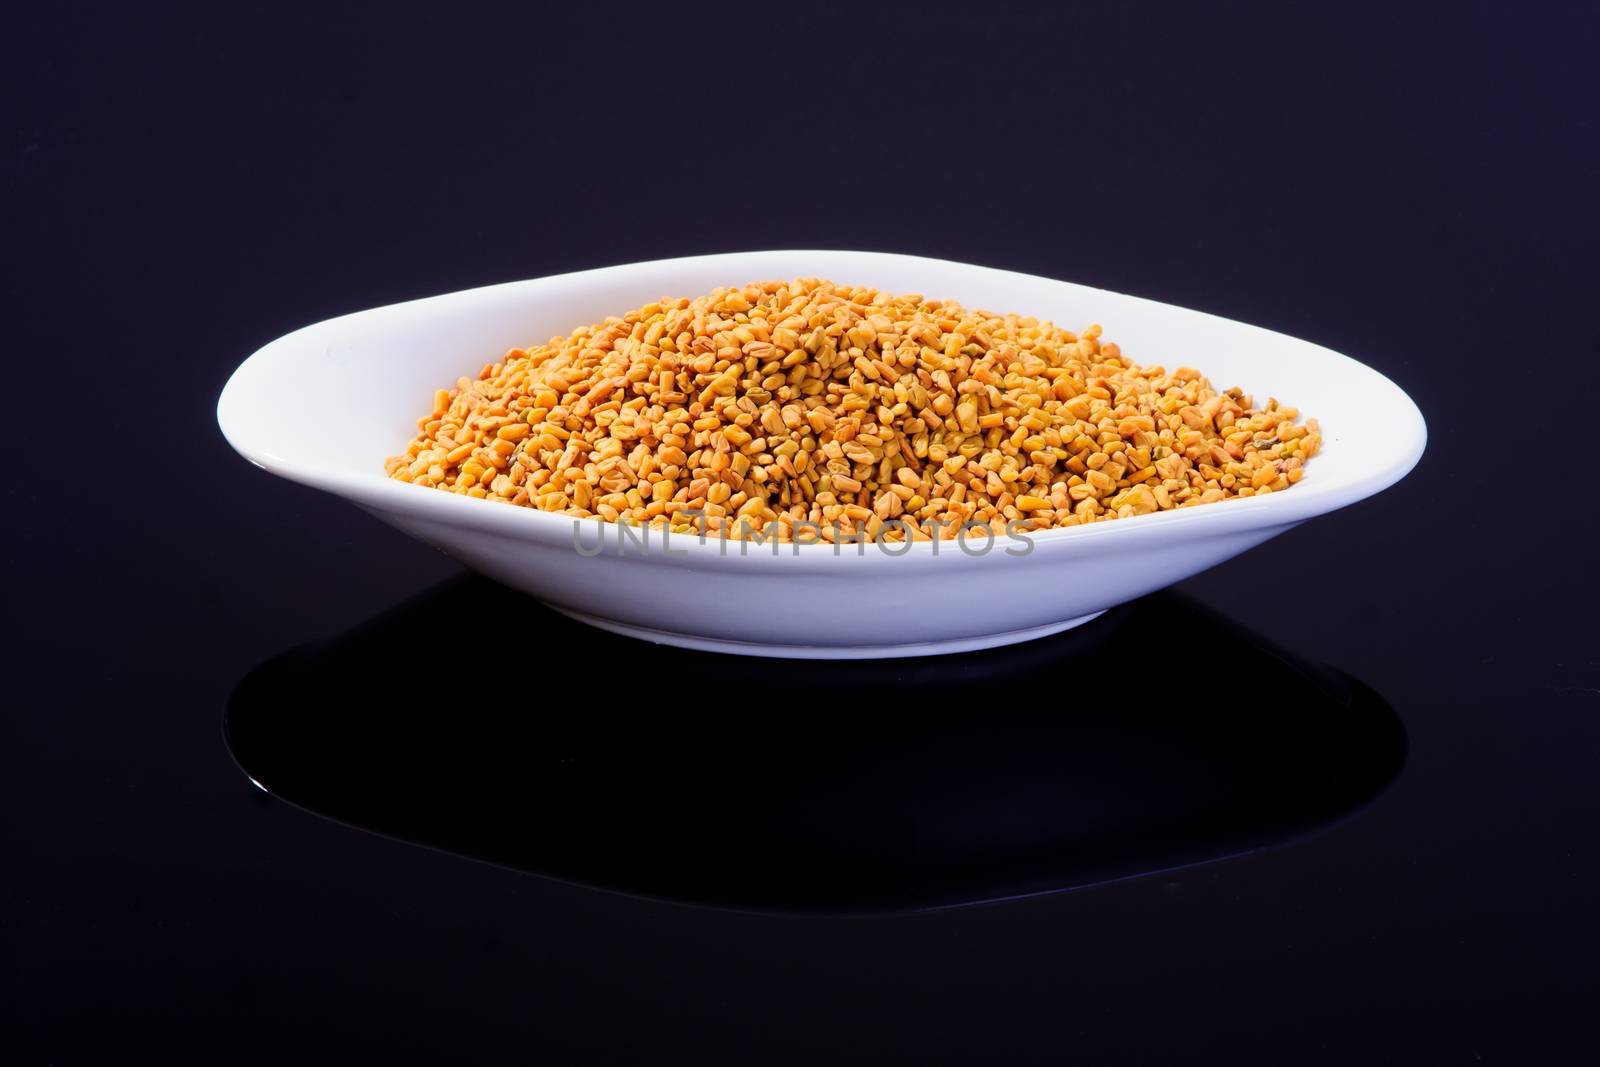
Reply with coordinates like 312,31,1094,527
226,582,1405,912
12,3,1598,1063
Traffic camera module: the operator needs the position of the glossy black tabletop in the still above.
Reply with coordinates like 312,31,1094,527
9,3,1597,1063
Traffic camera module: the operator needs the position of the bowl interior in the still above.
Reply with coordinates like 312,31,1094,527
218,251,1424,514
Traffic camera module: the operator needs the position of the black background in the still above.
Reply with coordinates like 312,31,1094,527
8,2,1598,1063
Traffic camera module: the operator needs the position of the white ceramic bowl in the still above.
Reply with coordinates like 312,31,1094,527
218,251,1425,658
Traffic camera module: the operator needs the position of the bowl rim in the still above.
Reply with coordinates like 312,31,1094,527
217,249,1427,569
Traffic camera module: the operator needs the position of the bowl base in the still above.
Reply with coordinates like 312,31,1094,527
545,606,1109,660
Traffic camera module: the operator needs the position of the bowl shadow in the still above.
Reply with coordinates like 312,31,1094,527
224,577,1407,913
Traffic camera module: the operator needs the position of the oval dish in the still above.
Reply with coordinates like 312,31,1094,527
218,251,1426,658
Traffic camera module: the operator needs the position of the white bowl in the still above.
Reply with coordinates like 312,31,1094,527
218,251,1425,658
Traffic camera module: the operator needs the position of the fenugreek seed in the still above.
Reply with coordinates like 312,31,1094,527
386,279,1316,539
956,399,980,433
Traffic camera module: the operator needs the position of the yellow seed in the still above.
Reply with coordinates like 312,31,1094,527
1110,484,1158,515
956,399,980,433
384,279,1316,542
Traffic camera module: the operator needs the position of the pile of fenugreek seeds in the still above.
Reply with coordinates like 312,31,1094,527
385,279,1320,543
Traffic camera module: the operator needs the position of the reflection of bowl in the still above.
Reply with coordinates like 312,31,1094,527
225,579,1407,913
217,251,1426,658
